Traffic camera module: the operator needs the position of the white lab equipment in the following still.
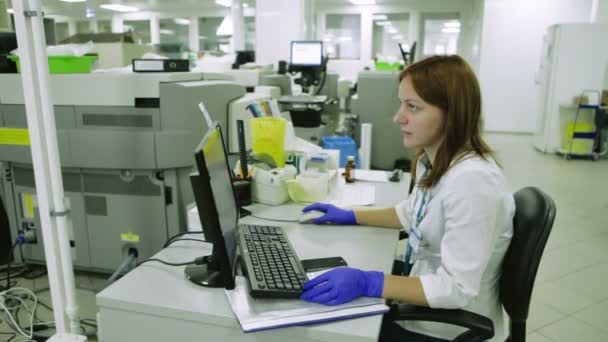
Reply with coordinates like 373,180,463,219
254,85,281,99
251,165,297,205
286,171,331,203
224,69,275,87
533,23,608,153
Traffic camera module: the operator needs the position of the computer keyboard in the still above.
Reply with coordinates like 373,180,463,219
238,224,308,299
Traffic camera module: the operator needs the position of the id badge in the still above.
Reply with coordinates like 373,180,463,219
408,226,422,252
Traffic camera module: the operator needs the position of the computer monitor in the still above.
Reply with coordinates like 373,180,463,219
290,41,323,67
232,50,255,69
289,41,327,93
185,122,239,289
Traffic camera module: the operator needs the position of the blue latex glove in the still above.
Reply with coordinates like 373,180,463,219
303,203,357,225
300,267,384,306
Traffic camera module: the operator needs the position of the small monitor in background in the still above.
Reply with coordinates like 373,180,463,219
290,41,323,67
233,50,255,69
0,32,18,74
0,32,17,55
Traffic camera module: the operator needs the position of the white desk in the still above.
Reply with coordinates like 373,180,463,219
96,176,409,342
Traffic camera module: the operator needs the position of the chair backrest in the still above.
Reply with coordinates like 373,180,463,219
500,187,556,323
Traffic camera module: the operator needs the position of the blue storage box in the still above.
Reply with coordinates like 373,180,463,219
321,136,359,167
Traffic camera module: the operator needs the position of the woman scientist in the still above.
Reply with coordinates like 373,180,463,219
300,55,515,342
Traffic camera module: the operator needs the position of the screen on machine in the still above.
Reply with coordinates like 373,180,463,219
290,41,323,67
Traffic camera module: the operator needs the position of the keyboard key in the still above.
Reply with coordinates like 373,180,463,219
239,224,307,298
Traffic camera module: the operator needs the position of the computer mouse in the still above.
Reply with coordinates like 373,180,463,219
298,210,325,224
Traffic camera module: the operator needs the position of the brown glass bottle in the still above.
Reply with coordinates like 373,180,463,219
344,155,355,183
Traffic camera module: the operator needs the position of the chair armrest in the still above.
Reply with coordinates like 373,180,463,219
387,303,494,342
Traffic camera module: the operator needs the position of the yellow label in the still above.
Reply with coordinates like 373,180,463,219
120,232,141,243
23,193,35,219
0,128,30,146
202,128,220,155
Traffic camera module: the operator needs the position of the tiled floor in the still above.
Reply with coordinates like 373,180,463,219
1,132,607,341
486,133,608,341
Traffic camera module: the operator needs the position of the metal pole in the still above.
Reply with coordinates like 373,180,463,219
11,0,82,336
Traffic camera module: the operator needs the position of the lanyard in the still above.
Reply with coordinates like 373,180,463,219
404,186,428,276
411,186,428,228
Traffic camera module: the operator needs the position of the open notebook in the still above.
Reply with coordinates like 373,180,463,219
225,271,389,333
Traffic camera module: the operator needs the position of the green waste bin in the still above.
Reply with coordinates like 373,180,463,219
8,54,98,74
375,61,402,71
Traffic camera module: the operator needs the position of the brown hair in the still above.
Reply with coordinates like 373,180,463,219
399,55,495,189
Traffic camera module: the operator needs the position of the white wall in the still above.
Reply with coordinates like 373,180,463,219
459,0,484,74
591,0,608,22
480,0,594,133
602,0,608,89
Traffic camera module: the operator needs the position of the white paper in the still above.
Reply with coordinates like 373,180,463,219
225,275,388,332
327,180,376,206
353,169,389,183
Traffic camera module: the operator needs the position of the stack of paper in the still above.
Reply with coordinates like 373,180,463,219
225,275,388,333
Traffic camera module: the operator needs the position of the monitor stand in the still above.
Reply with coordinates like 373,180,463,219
239,207,251,218
184,255,223,288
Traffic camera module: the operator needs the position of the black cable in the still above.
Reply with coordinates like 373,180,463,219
164,238,207,248
137,258,195,267
35,299,52,313
2,290,97,341
163,231,204,248
21,266,47,281
314,70,328,96
0,266,27,281
80,318,97,327
3,242,18,291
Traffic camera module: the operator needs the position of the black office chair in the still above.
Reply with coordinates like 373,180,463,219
383,187,556,342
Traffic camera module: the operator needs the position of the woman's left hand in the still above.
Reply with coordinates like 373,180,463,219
300,267,384,305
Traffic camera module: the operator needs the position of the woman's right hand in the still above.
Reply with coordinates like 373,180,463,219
303,203,357,225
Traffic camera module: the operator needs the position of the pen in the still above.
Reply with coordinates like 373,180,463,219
237,120,249,179
253,103,264,117
246,104,258,117
261,101,272,117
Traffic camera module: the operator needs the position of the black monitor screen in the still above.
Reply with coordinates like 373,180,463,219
290,41,323,67
193,124,239,271
190,123,238,289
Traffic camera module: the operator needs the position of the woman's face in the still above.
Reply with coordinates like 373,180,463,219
393,76,444,150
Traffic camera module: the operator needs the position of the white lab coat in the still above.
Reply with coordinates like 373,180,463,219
394,153,515,341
